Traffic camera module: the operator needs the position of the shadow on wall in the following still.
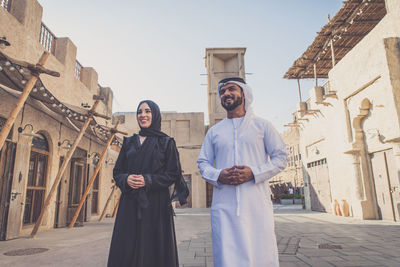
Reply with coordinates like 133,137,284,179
308,182,327,212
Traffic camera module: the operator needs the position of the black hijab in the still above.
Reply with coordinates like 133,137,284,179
137,100,168,137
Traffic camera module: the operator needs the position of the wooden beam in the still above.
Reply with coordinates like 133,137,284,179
0,51,50,151
313,64,318,87
313,45,353,49
297,79,302,102
98,185,117,222
330,39,336,67
344,75,381,100
300,58,343,62
112,196,120,218
30,99,100,237
68,121,123,228
1,54,60,77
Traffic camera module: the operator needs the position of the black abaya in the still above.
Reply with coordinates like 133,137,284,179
107,134,186,267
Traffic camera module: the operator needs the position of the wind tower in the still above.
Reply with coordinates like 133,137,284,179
205,48,246,127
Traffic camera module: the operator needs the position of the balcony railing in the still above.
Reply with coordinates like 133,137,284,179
40,23,56,55
322,80,330,95
1,0,11,11
75,60,82,80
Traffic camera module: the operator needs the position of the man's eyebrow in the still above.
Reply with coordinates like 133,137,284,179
220,85,236,91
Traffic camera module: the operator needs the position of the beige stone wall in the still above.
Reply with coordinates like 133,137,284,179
113,112,206,208
0,0,116,238
297,0,400,219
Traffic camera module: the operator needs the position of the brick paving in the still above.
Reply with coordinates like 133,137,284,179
175,205,400,267
0,205,399,266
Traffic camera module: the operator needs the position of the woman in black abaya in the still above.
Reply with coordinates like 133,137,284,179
107,100,189,267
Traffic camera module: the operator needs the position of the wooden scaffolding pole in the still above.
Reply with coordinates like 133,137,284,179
313,63,318,87
98,185,117,222
30,99,102,237
0,51,58,150
297,79,302,102
112,196,120,218
68,121,127,228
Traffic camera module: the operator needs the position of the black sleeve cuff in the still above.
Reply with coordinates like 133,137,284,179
143,174,152,192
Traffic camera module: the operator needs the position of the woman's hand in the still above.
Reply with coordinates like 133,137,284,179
127,174,146,189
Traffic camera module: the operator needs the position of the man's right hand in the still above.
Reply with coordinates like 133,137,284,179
218,167,237,185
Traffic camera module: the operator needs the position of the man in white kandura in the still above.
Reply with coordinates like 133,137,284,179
197,77,287,267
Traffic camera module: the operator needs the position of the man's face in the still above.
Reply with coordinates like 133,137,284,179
219,83,244,111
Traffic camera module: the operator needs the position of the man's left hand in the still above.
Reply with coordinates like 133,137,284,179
230,165,254,185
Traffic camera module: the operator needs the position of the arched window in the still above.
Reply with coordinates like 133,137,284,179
23,134,49,225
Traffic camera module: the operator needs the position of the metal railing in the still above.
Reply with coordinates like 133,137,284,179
75,60,82,80
305,98,311,110
322,80,330,95
1,0,11,11
40,23,56,55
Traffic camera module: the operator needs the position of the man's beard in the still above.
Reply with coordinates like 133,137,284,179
221,96,243,111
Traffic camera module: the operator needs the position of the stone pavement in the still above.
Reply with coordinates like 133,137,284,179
0,205,399,266
175,205,400,267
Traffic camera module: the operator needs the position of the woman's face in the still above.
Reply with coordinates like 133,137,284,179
137,102,152,128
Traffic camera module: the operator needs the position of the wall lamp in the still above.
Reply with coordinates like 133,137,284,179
0,37,11,49
88,152,100,165
105,158,115,166
18,124,41,138
58,139,72,150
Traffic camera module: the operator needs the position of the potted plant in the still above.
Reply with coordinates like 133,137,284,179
294,194,303,204
279,194,304,204
279,194,294,204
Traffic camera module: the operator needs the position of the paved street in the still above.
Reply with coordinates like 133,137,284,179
0,205,399,267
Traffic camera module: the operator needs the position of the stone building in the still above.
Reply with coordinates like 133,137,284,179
270,127,303,200
284,0,400,221
113,111,206,208
0,0,118,240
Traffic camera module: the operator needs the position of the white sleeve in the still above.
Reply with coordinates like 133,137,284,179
197,128,222,187
251,121,288,184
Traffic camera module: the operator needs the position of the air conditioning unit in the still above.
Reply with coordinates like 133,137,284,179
297,102,307,117
314,86,324,104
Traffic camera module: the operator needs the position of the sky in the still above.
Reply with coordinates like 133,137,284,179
37,0,342,132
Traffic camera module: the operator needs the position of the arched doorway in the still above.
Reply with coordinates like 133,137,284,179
23,134,49,225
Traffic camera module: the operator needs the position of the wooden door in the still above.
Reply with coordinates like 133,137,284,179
315,159,332,212
307,158,332,212
385,149,400,221
54,157,63,228
23,149,49,225
370,149,398,221
91,172,99,215
67,160,86,226
0,141,16,240
308,166,321,211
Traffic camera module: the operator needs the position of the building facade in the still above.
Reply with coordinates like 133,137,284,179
270,127,303,201
113,111,206,208
285,0,400,221
0,0,118,240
